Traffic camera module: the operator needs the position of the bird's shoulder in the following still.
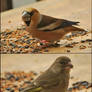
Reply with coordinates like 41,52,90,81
37,14,58,28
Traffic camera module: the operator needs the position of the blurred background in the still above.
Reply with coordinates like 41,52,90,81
1,0,43,12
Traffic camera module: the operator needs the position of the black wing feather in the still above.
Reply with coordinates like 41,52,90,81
37,15,80,32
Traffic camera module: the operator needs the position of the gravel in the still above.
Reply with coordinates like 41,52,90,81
0,29,91,53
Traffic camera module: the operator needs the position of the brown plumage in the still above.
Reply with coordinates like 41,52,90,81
20,56,73,92
22,8,85,42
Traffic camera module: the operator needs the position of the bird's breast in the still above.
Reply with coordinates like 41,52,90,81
28,29,64,41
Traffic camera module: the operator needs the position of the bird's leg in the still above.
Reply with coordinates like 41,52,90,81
37,40,60,48
38,40,60,48
40,40,50,45
37,40,50,49
42,40,60,47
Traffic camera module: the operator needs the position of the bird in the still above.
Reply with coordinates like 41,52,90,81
20,56,73,92
22,8,86,43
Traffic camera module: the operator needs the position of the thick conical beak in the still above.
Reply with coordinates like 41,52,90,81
22,11,31,26
65,62,73,70
25,21,31,26
68,62,73,68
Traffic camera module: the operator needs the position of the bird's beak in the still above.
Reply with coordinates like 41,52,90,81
25,21,31,26
65,62,73,70
22,11,31,26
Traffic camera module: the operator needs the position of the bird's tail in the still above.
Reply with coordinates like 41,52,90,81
69,26,87,32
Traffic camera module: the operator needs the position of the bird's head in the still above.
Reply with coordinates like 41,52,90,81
22,8,40,27
52,56,73,72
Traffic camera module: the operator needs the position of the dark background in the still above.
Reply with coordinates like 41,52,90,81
0,0,43,12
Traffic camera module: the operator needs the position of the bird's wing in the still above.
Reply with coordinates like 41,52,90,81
37,14,58,28
20,69,62,92
37,15,79,32
20,71,60,92
34,70,61,89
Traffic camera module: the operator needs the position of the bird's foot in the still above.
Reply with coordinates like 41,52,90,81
37,40,50,49
40,40,49,45
37,40,60,49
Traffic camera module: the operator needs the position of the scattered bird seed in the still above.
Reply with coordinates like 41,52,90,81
67,49,71,52
0,29,90,53
79,45,86,49
1,71,37,92
86,39,92,42
65,44,74,48
67,81,92,92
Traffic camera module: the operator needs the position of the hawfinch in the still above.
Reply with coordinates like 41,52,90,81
22,8,85,42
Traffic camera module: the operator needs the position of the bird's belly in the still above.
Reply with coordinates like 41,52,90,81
42,85,67,92
30,30,63,41
42,77,69,92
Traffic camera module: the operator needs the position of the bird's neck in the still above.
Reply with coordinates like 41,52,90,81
30,14,42,29
61,70,70,79
63,70,70,75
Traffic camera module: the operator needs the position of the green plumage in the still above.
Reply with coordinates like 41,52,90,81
21,87,42,92
20,56,73,92
25,87,42,92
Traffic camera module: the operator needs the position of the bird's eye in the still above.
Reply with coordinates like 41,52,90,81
22,14,31,21
60,62,66,65
30,11,34,16
22,11,31,19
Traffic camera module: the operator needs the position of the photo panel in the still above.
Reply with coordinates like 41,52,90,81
1,54,91,92
1,0,91,54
